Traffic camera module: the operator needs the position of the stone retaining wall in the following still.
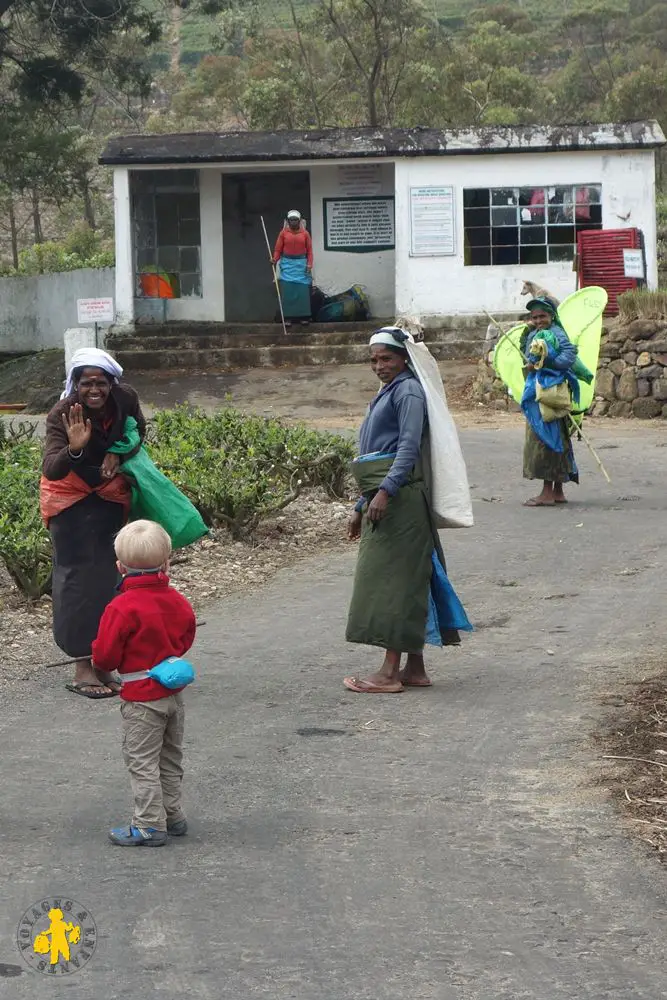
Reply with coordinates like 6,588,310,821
472,318,667,419
591,320,667,419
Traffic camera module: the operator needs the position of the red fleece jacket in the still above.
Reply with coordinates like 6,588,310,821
91,573,196,702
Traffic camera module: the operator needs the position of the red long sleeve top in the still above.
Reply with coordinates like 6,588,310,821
91,573,196,702
273,229,313,268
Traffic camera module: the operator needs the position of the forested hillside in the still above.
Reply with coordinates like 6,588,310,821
1,0,666,270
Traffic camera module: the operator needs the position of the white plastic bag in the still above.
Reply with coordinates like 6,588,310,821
405,337,474,529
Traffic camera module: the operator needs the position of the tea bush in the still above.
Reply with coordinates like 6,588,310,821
0,436,52,598
150,407,354,534
0,407,354,598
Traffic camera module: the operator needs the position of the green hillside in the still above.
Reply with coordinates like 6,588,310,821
152,0,572,67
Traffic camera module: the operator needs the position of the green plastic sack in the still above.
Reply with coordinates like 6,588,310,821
108,417,208,550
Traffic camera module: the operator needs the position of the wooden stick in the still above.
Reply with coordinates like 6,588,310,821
567,415,611,483
260,215,288,336
484,310,528,360
602,754,667,769
40,620,207,669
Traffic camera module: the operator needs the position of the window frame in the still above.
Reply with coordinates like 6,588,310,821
462,184,602,268
130,169,203,299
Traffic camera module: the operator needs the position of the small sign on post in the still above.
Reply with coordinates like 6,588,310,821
76,297,114,348
77,298,115,325
623,249,645,280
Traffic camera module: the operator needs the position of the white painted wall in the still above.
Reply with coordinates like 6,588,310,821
308,163,395,318
113,168,134,326
394,148,657,318
0,268,115,353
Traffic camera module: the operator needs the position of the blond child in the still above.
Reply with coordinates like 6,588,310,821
92,520,196,846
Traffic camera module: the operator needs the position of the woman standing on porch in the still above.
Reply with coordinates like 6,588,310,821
273,210,313,326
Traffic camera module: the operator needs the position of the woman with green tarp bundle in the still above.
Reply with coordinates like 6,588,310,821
520,297,593,508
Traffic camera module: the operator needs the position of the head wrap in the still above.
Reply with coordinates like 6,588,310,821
287,210,301,220
62,348,123,399
526,296,557,316
369,327,409,352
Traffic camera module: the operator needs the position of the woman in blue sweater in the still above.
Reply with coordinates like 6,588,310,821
521,297,579,507
343,328,471,693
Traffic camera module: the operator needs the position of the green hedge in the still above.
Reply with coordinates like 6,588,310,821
0,407,354,599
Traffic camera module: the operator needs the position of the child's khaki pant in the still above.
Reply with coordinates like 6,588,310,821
121,694,185,832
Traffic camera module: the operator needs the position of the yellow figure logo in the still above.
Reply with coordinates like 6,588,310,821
17,897,97,975
33,909,81,966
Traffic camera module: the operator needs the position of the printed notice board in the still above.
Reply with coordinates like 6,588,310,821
623,248,645,279
337,164,382,197
77,297,115,324
410,186,456,256
323,196,395,253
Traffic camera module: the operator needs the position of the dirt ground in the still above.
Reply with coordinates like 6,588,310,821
129,360,484,430
596,670,667,860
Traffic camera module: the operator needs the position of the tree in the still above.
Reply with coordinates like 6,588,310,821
317,0,427,126
0,0,160,106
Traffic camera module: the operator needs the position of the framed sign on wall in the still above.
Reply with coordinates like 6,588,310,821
323,196,395,253
410,186,456,256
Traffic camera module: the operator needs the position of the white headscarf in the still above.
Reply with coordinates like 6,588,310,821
62,348,123,399
369,327,411,350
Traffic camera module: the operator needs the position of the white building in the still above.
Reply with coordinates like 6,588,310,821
100,121,665,328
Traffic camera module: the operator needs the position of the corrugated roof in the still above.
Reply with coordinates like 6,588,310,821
99,122,666,166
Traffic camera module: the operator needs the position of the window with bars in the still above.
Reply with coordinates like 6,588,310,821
463,185,602,267
131,169,202,298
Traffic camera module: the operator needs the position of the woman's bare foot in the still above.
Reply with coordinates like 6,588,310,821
553,484,567,504
399,652,432,687
343,650,404,692
94,669,121,694
343,675,404,693
524,480,556,507
70,658,116,695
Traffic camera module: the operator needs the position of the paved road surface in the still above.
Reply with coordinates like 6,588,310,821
1,424,666,998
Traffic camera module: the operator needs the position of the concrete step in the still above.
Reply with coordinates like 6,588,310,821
113,339,485,371
107,321,383,352
107,314,515,355
109,328,484,352
111,329,377,351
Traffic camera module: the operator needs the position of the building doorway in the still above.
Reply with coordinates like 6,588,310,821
222,171,311,322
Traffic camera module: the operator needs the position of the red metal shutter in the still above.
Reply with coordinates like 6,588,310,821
577,228,641,316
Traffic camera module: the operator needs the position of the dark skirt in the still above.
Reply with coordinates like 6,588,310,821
523,422,578,484
279,280,311,320
345,457,462,653
50,493,125,657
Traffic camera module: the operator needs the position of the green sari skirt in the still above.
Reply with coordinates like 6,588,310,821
346,455,459,653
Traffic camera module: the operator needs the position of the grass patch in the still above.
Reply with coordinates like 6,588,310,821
617,290,667,324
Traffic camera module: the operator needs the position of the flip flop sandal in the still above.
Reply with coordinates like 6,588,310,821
343,676,404,694
65,682,117,699
523,498,556,507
